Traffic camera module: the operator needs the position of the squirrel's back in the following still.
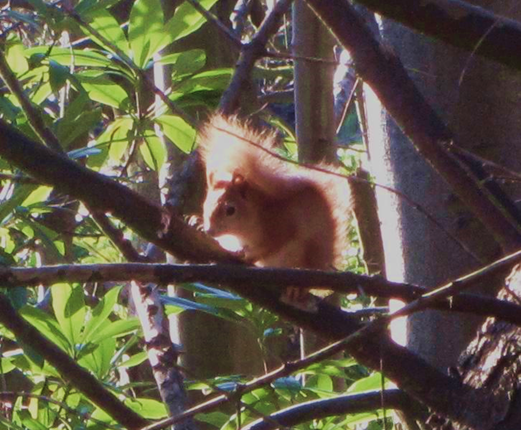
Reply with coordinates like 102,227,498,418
199,114,350,269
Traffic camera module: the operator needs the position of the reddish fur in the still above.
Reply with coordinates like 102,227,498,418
199,115,350,272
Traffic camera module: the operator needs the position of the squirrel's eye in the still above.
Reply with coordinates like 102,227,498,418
225,205,236,216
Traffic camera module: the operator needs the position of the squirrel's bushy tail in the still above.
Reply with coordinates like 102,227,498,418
198,114,352,267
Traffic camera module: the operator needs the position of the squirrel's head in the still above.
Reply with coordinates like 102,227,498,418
203,172,260,247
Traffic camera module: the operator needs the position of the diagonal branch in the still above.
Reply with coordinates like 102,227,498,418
0,119,238,264
219,0,294,114
0,294,149,429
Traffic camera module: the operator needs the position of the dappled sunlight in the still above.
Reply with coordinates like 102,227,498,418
214,234,243,253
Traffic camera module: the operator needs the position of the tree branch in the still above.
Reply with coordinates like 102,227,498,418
0,119,239,264
1,260,520,325
243,389,421,430
354,0,521,73
219,0,294,114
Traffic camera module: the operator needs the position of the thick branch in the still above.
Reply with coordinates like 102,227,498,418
0,119,238,264
305,0,521,252
354,0,521,73
1,262,520,325
0,294,148,429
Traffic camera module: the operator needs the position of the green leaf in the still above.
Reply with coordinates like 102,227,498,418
21,186,53,207
0,228,15,254
119,351,148,368
164,0,219,43
196,295,247,312
77,72,129,109
305,358,357,378
158,49,206,77
174,68,233,94
57,107,102,148
195,412,229,427
179,282,239,300
48,60,70,93
27,46,118,69
24,0,50,16
154,115,196,153
140,133,166,170
68,146,102,160
162,296,219,315
79,337,116,377
83,286,122,343
347,372,389,394
89,318,141,343
129,0,165,68
103,117,134,163
18,217,63,261
12,415,47,430
339,406,386,427
83,9,130,58
6,37,29,75
315,374,333,392
19,306,72,353
51,283,86,348
31,82,53,106
272,377,302,394
126,398,168,419
76,0,123,15
0,183,39,225
0,357,15,374
0,95,20,121
87,407,114,428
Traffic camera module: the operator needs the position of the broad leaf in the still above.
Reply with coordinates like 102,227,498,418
140,133,166,170
79,337,116,378
6,37,29,75
83,9,130,58
154,115,196,153
347,372,390,394
77,72,129,109
0,184,38,225
164,0,219,43
21,186,53,207
126,398,168,419
89,318,141,343
157,49,206,77
119,351,148,368
129,0,164,68
83,286,122,343
19,306,72,354
27,46,120,70
51,284,86,348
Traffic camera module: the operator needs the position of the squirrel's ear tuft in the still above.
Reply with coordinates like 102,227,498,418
233,174,248,198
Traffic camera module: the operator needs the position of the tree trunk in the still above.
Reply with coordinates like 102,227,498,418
365,1,521,370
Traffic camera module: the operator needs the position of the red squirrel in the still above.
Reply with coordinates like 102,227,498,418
199,115,350,296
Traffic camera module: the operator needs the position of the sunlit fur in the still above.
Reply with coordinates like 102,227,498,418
199,115,351,272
